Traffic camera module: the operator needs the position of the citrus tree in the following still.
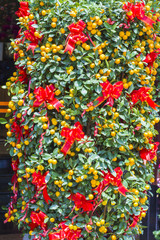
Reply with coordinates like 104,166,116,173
4,0,160,240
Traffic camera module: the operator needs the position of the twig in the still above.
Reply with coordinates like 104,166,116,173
103,204,107,219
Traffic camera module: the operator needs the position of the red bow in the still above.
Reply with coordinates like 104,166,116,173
64,20,88,55
33,84,64,111
32,171,52,204
68,193,95,212
94,167,129,196
140,142,159,162
16,2,30,18
24,21,42,54
61,122,84,155
49,222,81,240
144,49,160,67
29,211,48,231
129,87,159,110
88,81,123,109
123,2,155,27
15,66,28,84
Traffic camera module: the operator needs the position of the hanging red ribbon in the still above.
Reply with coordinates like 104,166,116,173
60,122,85,155
94,167,129,196
129,87,159,110
4,158,19,224
140,142,159,162
33,84,64,111
4,191,18,223
123,2,155,27
49,222,82,240
68,193,95,212
16,1,30,18
32,171,53,204
64,20,88,55
143,49,160,67
29,211,48,231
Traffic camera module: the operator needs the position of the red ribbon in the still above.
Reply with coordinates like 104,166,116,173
68,193,95,212
11,121,23,143
32,171,53,204
11,158,19,186
85,81,123,112
11,118,30,143
94,167,129,196
119,22,130,29
16,1,30,18
129,210,145,228
24,21,42,54
15,66,28,84
129,215,140,228
107,18,116,25
14,53,19,62
61,122,85,155
64,20,88,55
49,222,81,240
4,191,18,223
11,158,19,172
129,87,159,110
94,122,99,136
33,84,64,111
140,142,159,163
29,211,48,231
39,132,46,155
123,2,155,27
144,49,160,67
4,158,19,224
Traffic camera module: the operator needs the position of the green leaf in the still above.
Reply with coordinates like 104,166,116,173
128,84,134,94
49,204,59,210
0,118,7,124
44,217,49,223
45,172,51,183
50,66,56,73
37,200,44,207
42,153,52,160
81,88,87,96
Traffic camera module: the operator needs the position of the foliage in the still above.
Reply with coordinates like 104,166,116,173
4,0,160,239
154,230,160,240
0,118,7,124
